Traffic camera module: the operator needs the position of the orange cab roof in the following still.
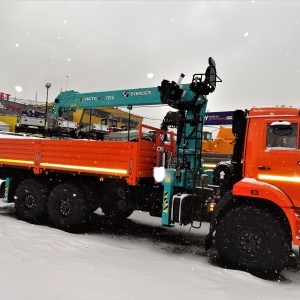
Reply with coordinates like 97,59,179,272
249,107,300,118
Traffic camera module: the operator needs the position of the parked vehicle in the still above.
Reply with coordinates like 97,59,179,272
15,110,45,134
76,123,109,140
48,118,78,138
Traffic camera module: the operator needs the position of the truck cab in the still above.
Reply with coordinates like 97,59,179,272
243,107,300,203
208,107,300,275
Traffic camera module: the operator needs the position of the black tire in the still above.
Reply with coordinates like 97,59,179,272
14,178,49,223
102,202,134,220
101,186,134,220
215,206,291,276
47,183,88,230
0,181,5,198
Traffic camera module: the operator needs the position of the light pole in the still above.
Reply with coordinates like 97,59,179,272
45,83,51,134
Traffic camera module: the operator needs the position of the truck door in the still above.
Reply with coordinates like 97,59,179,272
257,120,299,204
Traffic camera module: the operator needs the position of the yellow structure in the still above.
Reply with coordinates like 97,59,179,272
3,103,144,132
0,116,18,131
72,107,143,129
202,126,235,154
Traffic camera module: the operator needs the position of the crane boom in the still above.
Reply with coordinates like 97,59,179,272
53,84,192,117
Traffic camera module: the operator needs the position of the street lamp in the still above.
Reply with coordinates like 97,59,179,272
45,83,51,134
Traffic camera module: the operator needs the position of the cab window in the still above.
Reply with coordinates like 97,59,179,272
266,123,298,149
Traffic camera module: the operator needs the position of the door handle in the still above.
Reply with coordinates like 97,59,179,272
258,166,271,170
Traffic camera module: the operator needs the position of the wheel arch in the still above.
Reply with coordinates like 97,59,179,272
205,190,292,250
233,178,295,208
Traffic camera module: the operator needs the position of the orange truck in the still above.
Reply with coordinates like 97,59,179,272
0,58,299,276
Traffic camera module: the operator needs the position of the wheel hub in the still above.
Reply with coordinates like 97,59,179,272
24,194,35,210
59,199,71,217
237,229,265,260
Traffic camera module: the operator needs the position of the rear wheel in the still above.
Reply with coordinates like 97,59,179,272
102,201,134,220
47,183,88,230
215,206,291,276
101,185,134,220
14,178,49,223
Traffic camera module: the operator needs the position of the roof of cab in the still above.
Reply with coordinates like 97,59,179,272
248,107,300,118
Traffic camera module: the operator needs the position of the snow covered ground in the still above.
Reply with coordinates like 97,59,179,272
0,202,299,300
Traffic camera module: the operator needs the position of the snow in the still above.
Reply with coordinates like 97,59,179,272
0,132,42,139
271,121,291,126
0,202,299,300
14,86,22,92
241,177,281,189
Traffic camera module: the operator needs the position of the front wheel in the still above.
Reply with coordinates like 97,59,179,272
47,183,88,230
215,206,291,276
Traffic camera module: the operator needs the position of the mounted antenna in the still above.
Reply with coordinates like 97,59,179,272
66,75,69,91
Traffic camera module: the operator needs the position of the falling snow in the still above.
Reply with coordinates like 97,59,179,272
15,86,22,92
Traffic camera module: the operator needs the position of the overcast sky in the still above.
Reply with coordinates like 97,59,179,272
1,1,300,122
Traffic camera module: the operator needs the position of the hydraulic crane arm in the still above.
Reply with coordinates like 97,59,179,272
52,57,221,117
53,84,191,117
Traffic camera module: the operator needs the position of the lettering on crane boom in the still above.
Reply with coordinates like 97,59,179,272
123,91,152,98
80,95,115,102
